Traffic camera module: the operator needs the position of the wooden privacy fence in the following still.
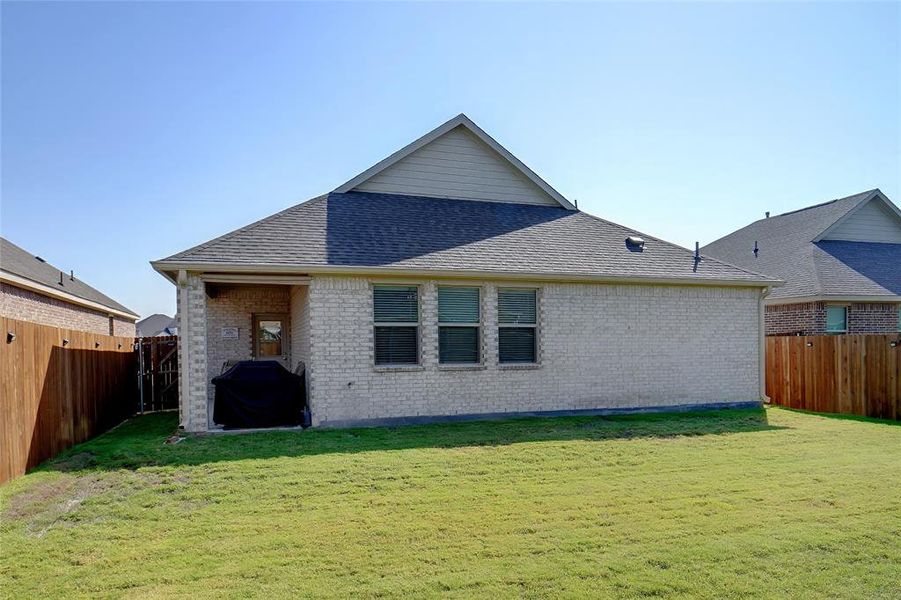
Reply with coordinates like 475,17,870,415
137,335,178,413
0,317,138,484
766,334,901,420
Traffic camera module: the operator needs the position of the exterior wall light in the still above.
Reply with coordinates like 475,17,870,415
6,332,15,343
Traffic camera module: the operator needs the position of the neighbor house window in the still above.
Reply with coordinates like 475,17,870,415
498,288,538,363
825,305,847,334
373,285,419,365
438,286,480,364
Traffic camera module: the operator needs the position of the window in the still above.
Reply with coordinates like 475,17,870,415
438,286,480,364
498,288,538,363
825,305,847,334
373,285,419,365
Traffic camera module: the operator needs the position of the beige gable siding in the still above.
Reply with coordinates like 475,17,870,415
823,199,901,243
352,126,559,206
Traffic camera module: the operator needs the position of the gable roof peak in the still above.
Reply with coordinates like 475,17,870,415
334,113,575,210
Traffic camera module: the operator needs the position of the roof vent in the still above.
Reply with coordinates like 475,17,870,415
625,236,645,251
35,256,45,262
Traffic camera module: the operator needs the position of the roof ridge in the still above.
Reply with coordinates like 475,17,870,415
575,210,777,281
774,189,877,218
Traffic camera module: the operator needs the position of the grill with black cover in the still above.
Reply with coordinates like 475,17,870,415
212,360,308,429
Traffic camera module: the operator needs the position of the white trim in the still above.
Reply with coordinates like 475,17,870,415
813,189,901,242
766,294,901,306
0,270,139,320
333,114,577,210
201,274,311,285
153,261,781,289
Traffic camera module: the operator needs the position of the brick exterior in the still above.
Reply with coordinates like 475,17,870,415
177,275,762,431
0,282,136,336
205,284,291,406
307,277,761,427
177,272,209,431
290,285,311,371
765,301,900,335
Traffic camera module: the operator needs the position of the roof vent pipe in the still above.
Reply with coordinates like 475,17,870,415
625,236,645,249
70,270,74,281
694,241,701,262
765,211,770,218
753,241,759,257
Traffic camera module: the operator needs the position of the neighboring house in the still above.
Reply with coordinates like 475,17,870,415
1,237,139,336
136,313,178,337
703,189,901,335
152,114,779,432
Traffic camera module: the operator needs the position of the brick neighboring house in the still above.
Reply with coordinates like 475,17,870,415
152,114,779,432
1,237,138,336
702,190,901,336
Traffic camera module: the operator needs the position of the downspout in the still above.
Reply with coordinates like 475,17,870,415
759,286,771,403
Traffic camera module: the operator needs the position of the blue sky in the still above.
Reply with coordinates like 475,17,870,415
2,2,898,318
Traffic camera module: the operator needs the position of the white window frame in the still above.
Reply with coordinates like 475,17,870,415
372,284,420,366
497,287,539,365
825,304,848,335
437,285,482,365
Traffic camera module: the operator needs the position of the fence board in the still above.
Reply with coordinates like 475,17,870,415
766,334,901,420
0,317,137,484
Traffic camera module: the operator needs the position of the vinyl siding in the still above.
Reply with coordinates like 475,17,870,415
822,199,901,243
353,126,558,206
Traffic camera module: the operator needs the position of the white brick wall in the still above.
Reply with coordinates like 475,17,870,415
290,285,311,371
177,272,209,431
205,285,291,406
308,276,761,426
177,274,762,431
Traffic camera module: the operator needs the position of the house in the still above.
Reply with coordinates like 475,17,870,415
152,114,780,432
136,313,178,337
703,190,901,336
1,237,138,336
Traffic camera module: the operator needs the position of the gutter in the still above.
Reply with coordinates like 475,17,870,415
766,294,901,305
1,270,140,320
151,261,783,289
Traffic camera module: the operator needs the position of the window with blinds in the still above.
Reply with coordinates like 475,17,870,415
438,286,480,364
373,285,419,364
498,288,537,363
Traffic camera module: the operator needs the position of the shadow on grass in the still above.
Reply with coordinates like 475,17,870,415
40,407,788,474
767,405,900,426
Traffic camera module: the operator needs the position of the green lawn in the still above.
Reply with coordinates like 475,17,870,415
1,408,899,599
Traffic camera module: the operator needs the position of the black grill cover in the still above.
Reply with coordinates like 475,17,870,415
212,361,307,429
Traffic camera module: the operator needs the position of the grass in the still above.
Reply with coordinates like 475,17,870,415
1,407,899,599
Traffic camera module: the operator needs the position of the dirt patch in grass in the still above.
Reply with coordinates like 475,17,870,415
52,451,97,472
4,471,164,537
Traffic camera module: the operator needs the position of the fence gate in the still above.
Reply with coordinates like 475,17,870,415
137,335,179,412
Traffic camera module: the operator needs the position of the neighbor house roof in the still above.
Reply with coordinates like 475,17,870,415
1,237,139,319
702,189,901,302
136,313,177,337
154,191,777,286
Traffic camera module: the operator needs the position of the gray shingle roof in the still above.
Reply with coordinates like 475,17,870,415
157,192,773,285
702,190,901,299
136,313,177,337
1,237,138,317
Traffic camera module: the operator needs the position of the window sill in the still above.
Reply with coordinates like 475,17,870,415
498,363,542,371
373,365,425,373
437,363,486,372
